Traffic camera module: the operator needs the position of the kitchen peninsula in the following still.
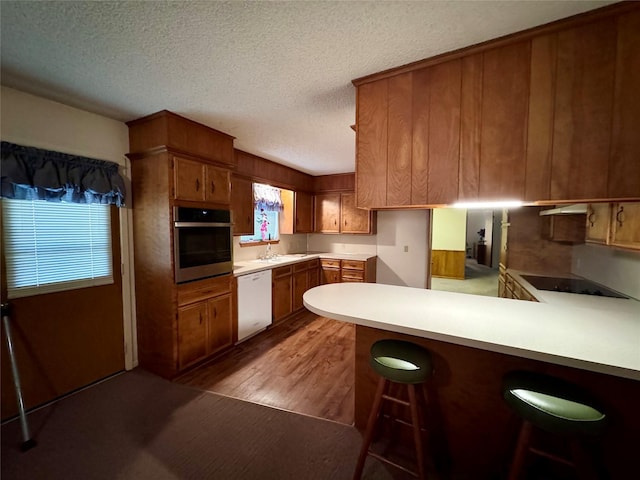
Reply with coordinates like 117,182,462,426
304,283,640,478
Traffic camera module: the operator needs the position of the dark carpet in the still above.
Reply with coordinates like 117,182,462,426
1,369,412,479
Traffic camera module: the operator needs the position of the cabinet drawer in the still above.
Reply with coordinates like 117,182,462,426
342,271,364,282
341,259,365,271
178,275,232,306
307,258,320,269
294,261,310,273
273,265,293,278
321,259,340,269
504,274,515,290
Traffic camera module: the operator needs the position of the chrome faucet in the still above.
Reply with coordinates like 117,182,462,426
259,242,276,260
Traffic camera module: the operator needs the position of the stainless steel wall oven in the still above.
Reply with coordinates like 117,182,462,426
173,207,233,283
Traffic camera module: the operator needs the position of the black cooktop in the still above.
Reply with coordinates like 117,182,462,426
520,275,628,299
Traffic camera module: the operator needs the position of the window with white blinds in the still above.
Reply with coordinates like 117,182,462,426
2,199,113,299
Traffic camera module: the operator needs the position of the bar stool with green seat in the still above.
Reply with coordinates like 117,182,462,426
353,339,433,480
502,370,608,480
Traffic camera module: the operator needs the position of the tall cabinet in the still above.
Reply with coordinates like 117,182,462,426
127,110,236,379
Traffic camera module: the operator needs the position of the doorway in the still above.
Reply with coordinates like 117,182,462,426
429,208,501,297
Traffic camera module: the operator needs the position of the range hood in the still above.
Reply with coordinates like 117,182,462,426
539,203,588,216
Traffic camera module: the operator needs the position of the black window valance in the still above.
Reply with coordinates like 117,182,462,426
1,141,126,207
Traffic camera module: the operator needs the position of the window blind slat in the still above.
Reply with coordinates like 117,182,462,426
2,199,113,298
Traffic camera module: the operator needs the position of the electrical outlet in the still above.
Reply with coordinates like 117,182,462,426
404,245,409,252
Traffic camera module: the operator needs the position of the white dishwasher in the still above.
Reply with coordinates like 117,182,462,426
237,269,272,342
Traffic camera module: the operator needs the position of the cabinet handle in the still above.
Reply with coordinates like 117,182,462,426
588,210,596,227
195,178,200,191
616,206,625,227
211,181,215,194
199,312,203,324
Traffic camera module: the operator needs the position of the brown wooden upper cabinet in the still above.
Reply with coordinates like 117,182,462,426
294,191,314,233
315,193,341,233
173,156,230,204
231,175,254,236
354,4,640,209
315,192,375,234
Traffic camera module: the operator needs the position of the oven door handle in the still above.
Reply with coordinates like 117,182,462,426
174,222,232,228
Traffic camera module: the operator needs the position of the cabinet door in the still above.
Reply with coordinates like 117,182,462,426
315,193,341,233
205,164,231,204
321,268,341,284
293,270,309,311
609,10,640,199
231,176,254,235
412,60,462,206
207,293,233,354
356,79,388,208
308,265,320,290
174,156,206,201
387,72,413,207
552,18,616,200
525,34,556,202
610,202,640,250
294,191,314,233
341,193,371,234
585,203,611,245
272,275,293,322
479,41,531,200
177,302,208,369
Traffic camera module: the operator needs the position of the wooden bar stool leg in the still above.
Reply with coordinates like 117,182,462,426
353,376,387,480
508,421,534,480
408,384,426,480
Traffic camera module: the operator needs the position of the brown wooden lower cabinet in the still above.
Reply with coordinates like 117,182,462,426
272,265,293,322
321,259,341,284
272,259,320,323
321,257,377,284
355,325,640,479
498,271,538,302
177,275,234,371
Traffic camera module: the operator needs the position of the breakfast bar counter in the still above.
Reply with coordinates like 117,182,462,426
304,283,640,478
304,282,640,380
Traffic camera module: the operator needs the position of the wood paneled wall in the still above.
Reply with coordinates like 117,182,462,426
431,250,466,279
313,173,355,193
234,149,314,193
506,207,575,273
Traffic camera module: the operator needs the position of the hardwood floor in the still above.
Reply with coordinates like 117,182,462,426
175,311,355,425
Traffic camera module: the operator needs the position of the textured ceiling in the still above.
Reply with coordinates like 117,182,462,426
0,1,614,175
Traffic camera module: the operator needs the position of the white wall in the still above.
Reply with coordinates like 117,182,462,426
572,243,640,300
0,86,137,368
376,210,429,288
432,208,466,251
307,233,377,255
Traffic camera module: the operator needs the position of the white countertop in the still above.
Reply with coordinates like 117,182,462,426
233,252,376,276
303,283,640,380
